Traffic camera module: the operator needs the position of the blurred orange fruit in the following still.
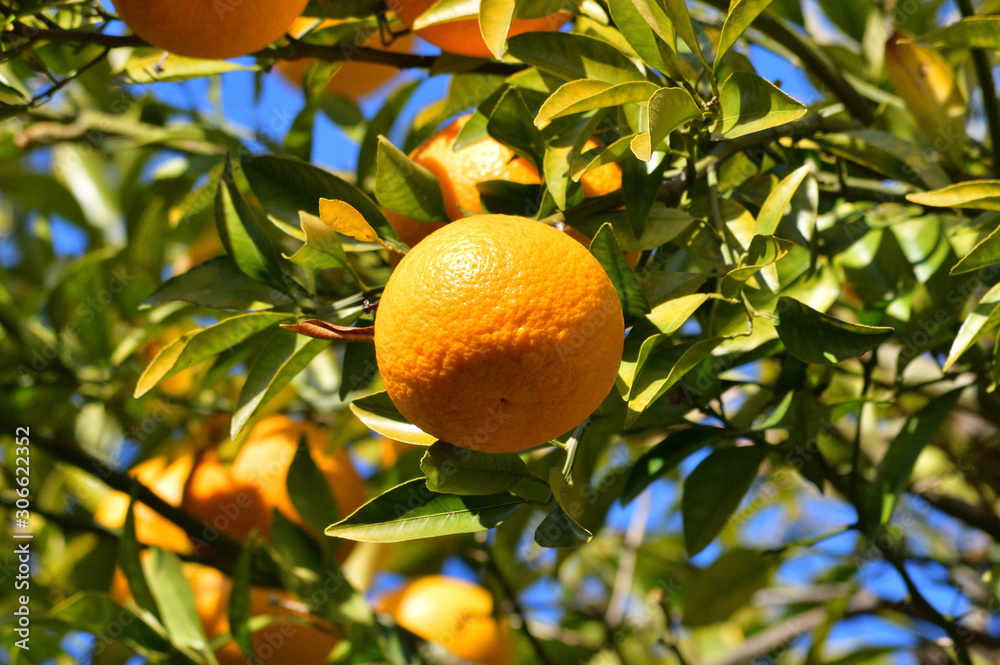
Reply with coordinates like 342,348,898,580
94,454,194,555
375,215,624,453
277,17,415,99
383,114,630,263
182,451,271,545
396,0,572,59
110,0,310,60
378,576,513,665
230,415,366,535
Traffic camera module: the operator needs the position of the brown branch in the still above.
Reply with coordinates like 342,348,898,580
7,25,520,75
31,433,243,559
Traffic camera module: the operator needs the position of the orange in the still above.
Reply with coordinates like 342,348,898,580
94,454,194,555
374,215,624,453
115,561,340,665
378,436,412,468
378,576,513,665
384,114,624,250
395,0,573,59
181,451,271,546
230,415,366,534
110,0,310,60
277,18,415,99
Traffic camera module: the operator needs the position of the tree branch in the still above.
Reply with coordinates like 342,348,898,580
5,24,520,75
30,433,243,559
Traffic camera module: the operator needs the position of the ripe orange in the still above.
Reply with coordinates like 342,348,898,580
374,215,624,453
111,0,310,60
181,451,271,544
378,576,512,665
187,565,342,665
384,114,623,250
114,561,340,665
94,454,194,555
230,416,366,533
395,0,572,59
276,18,415,99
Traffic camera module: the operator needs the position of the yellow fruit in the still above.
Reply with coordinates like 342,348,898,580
94,454,194,555
396,0,572,59
277,18,415,99
230,415,366,534
374,215,624,453
110,0,310,60
378,576,512,665
181,451,271,545
384,114,625,254
378,436,412,468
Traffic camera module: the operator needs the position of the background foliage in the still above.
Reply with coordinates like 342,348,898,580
2,0,1000,663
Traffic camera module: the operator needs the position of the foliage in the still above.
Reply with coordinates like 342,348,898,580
2,0,1000,664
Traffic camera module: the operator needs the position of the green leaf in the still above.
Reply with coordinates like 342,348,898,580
288,434,343,533
487,86,547,170
657,0,711,72
906,181,1000,211
420,441,542,495
479,0,517,58
215,157,286,289
534,503,593,548
951,222,1000,275
228,537,255,658
682,446,766,556
717,72,807,139
124,54,251,83
241,155,392,239
720,235,794,297
755,165,812,236
630,87,702,161
358,80,421,188
774,297,893,364
815,130,950,190
590,223,651,326
49,593,169,657
326,479,525,542
535,80,660,126
120,493,160,619
943,281,1000,370
135,312,292,397
607,0,682,77
617,294,721,393
232,332,329,438
142,548,212,654
350,391,438,445
914,16,1000,49
714,0,773,71
683,549,777,626
375,136,449,224
863,389,963,531
622,427,726,504
628,337,725,426
506,32,644,84
143,256,288,310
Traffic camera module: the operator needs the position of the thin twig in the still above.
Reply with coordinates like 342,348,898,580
483,549,559,665
954,0,1000,176
605,490,652,627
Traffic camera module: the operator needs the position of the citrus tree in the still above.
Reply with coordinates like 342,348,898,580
3,0,1000,664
